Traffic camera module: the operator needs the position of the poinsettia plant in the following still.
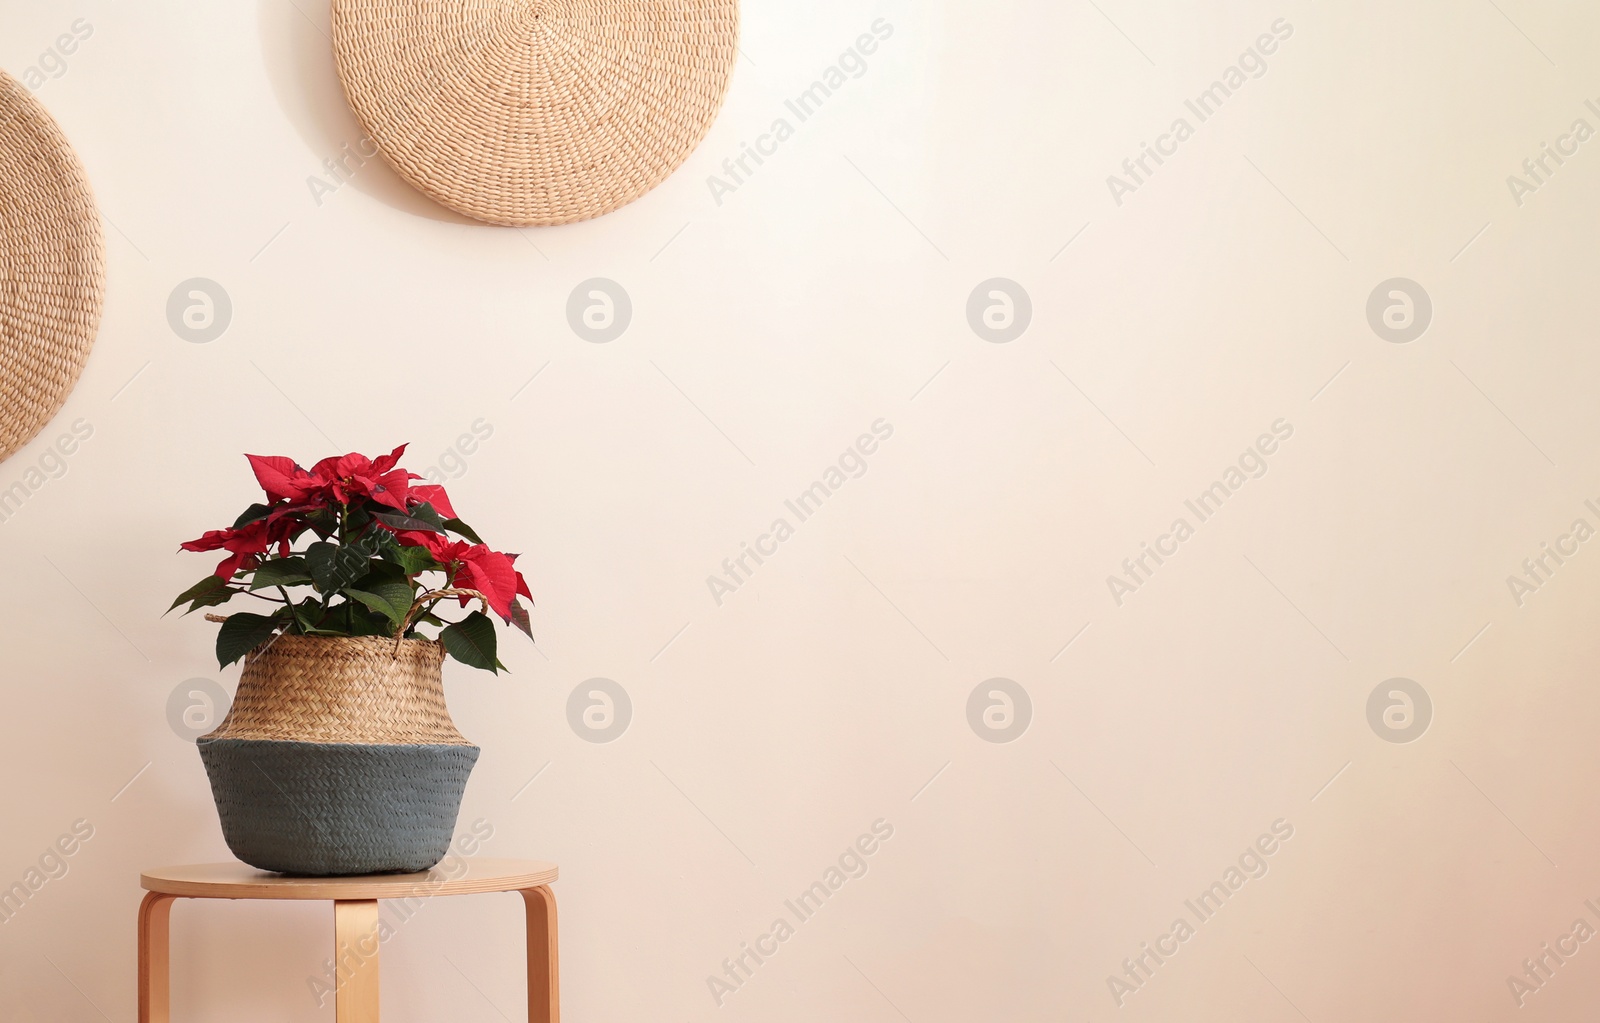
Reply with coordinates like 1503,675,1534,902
170,445,532,673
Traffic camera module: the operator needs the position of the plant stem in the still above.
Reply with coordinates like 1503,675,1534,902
233,588,289,604
275,586,297,629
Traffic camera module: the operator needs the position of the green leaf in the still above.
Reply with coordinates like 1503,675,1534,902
411,502,450,527
248,557,312,591
303,507,337,538
440,611,498,673
168,575,228,614
389,543,438,576
403,610,445,638
306,600,386,637
345,580,415,627
354,560,407,587
347,603,393,637
307,539,377,592
443,517,484,544
508,598,534,641
216,612,282,668
371,507,446,534
317,602,351,635
371,515,444,574
232,503,274,528
286,600,338,635
189,587,237,613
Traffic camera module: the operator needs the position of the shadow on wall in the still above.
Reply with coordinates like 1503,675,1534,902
255,0,478,225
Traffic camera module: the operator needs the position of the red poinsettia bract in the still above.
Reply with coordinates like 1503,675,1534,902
396,531,531,620
180,517,297,579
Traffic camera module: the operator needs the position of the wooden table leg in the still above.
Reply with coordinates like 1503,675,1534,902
521,886,559,1023
333,899,381,1023
138,892,176,1023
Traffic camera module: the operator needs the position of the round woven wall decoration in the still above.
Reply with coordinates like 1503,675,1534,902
0,71,105,463
331,0,740,226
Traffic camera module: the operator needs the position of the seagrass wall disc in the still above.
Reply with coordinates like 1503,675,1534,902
331,0,740,227
0,71,105,463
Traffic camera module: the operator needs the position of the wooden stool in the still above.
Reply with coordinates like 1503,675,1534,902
138,858,559,1022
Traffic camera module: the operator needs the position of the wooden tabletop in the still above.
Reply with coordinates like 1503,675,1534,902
141,858,558,900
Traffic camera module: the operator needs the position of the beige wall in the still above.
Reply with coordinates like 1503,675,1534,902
4,0,1600,1019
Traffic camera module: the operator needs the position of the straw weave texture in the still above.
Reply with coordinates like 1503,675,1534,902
204,635,473,746
331,0,739,226
0,71,104,463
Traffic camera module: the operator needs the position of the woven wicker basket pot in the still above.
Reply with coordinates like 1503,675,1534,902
197,635,478,876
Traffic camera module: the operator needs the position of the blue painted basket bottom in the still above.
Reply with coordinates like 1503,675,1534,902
197,738,480,876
